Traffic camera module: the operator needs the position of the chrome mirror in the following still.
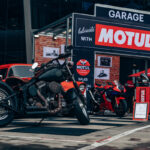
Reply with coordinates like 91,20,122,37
32,62,38,70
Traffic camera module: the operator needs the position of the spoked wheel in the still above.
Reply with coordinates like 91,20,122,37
115,100,127,117
0,88,14,127
74,97,90,125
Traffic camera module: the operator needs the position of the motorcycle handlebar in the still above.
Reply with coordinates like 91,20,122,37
35,52,71,72
57,52,71,59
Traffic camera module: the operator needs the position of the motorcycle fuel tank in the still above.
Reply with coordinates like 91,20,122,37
38,68,64,82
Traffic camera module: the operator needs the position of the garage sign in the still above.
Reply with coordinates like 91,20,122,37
94,4,150,25
73,13,150,58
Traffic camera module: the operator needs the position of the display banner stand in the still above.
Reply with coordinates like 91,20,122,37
133,102,149,121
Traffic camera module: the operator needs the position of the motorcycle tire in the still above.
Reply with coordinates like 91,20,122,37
115,99,127,117
74,97,90,125
0,87,15,127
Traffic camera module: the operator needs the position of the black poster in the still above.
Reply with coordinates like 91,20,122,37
73,49,94,110
73,49,94,89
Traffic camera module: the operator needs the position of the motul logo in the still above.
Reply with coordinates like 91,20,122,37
95,24,150,51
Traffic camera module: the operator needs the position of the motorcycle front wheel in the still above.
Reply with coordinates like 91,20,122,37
115,99,127,117
0,87,15,127
74,97,90,125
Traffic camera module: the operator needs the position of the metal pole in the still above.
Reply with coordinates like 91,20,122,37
23,0,32,64
32,35,35,63
145,60,148,75
66,17,69,52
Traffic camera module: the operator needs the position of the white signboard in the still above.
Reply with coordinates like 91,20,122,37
43,47,59,58
94,68,110,80
98,56,112,67
134,103,148,119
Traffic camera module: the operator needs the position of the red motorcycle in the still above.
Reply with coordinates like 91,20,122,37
89,80,127,117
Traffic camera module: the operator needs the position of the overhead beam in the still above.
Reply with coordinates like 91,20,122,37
33,14,72,35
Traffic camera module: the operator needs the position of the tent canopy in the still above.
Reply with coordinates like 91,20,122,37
129,68,150,77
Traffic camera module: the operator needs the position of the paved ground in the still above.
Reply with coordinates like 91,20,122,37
0,113,150,150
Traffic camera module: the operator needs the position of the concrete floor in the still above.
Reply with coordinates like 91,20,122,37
0,113,150,150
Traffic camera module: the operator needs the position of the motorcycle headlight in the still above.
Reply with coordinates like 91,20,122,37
79,84,86,92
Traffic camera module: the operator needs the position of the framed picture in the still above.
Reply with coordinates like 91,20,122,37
133,102,149,121
98,56,112,67
43,47,59,58
94,68,110,80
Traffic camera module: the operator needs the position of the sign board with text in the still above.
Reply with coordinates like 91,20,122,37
72,13,150,58
94,4,150,25
73,49,94,89
133,102,149,121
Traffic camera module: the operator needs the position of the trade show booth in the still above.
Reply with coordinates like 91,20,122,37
33,4,150,114
33,4,150,89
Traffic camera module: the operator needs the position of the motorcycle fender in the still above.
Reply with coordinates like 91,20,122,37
115,97,125,105
0,81,15,94
64,88,77,103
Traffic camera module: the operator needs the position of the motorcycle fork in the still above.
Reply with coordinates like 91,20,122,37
88,90,99,105
65,64,86,104
115,97,123,107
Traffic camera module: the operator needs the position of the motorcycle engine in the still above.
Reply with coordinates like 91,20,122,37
48,81,62,93
28,81,62,108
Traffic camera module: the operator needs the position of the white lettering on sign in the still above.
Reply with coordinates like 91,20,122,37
81,36,92,42
108,10,144,22
77,66,90,70
98,28,113,43
78,26,94,35
114,30,126,45
95,24,150,51
141,89,145,102
78,77,88,82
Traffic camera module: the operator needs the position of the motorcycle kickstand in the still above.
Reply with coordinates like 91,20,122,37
32,116,45,127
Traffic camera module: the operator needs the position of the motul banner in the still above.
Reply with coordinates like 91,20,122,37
95,24,150,51
73,13,150,58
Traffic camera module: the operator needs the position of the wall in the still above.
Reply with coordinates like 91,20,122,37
34,35,71,65
94,53,120,84
34,35,120,83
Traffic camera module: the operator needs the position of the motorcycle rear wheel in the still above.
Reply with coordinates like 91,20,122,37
115,99,127,117
0,87,15,127
74,97,90,125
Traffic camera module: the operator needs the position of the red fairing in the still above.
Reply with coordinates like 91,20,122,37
115,97,125,105
92,81,127,114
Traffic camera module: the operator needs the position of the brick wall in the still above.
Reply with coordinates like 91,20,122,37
34,35,71,65
34,35,120,83
94,53,120,84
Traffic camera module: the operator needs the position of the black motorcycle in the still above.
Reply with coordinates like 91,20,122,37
0,52,90,127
